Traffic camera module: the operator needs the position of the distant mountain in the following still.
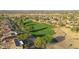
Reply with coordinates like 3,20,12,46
0,10,79,14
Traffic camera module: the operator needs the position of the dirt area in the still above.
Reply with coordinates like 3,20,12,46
47,27,79,49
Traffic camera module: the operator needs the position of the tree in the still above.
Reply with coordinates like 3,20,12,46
71,26,79,32
34,37,46,49
18,34,29,40
22,40,33,49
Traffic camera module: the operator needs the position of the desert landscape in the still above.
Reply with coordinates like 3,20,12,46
0,10,79,49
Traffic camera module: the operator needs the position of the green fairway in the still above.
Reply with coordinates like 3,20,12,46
23,20,55,36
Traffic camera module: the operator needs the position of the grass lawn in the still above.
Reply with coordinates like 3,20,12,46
24,21,55,36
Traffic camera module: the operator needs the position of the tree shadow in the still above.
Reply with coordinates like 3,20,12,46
49,36,65,44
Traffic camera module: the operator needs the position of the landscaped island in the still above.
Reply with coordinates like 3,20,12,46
0,16,55,49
